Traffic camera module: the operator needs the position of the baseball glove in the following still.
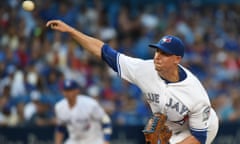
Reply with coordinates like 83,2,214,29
142,113,172,144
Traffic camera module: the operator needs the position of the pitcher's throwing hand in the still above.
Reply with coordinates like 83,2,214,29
46,20,73,32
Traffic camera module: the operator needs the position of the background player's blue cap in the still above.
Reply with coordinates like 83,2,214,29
63,79,79,90
149,35,185,57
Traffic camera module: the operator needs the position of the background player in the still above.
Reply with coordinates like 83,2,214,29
54,79,112,144
47,20,219,144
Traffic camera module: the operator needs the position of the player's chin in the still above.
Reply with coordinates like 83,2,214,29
154,63,162,70
155,63,165,71
154,66,162,72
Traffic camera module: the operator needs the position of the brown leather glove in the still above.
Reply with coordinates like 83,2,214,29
142,113,172,144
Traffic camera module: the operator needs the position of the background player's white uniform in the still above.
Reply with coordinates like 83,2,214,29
55,95,109,144
117,54,219,144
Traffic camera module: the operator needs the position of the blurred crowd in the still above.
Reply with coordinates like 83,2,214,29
0,0,240,127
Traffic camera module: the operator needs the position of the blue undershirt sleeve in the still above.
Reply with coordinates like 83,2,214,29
101,116,112,142
190,128,207,144
102,122,112,141
101,44,118,72
55,124,67,134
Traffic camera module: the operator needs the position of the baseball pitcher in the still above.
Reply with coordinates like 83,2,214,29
47,20,218,144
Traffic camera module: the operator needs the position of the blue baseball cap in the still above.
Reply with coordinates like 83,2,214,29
149,35,185,57
63,79,79,90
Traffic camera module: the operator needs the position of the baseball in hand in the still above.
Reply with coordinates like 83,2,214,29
22,0,35,11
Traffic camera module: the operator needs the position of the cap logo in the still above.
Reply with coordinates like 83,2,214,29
161,37,172,43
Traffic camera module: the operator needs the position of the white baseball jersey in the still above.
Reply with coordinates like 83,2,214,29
55,95,106,144
117,54,219,144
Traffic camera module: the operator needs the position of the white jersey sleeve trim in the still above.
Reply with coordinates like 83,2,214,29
190,127,208,132
117,53,121,77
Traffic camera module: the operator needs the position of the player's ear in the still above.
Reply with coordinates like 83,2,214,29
174,56,181,65
75,89,80,94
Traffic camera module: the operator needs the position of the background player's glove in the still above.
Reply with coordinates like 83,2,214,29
142,113,172,144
